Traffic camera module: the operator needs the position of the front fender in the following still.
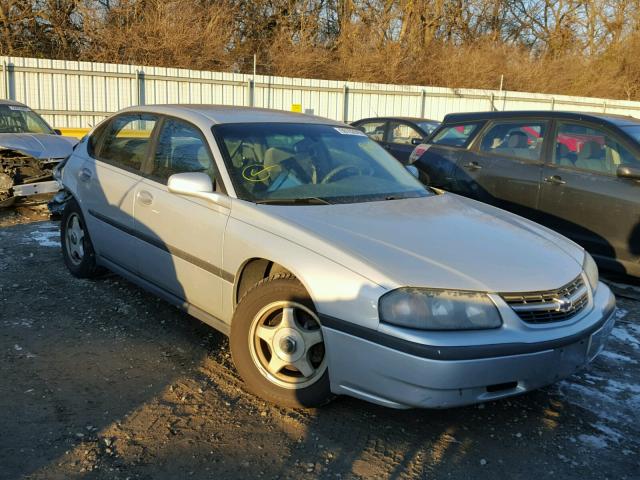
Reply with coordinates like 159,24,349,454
222,215,385,330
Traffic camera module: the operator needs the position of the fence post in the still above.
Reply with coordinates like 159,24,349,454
550,98,555,111
342,84,348,122
246,79,254,107
420,89,426,118
490,93,495,111
136,70,145,105
2,61,9,99
603,102,607,113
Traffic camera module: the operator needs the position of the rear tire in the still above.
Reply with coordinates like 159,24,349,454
230,273,333,408
60,198,103,278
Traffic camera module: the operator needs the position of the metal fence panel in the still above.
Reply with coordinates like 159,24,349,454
2,55,640,130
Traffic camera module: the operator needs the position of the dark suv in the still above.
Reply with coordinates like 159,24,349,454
410,111,640,277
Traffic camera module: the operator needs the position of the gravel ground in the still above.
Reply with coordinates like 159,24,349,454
1,218,639,480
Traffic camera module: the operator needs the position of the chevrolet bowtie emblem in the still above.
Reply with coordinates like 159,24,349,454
553,297,573,313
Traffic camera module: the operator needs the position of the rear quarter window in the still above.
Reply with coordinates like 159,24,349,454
430,123,481,147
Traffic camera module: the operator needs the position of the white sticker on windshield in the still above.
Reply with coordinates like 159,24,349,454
334,127,367,136
8,106,31,112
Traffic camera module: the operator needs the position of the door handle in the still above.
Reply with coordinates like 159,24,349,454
78,168,92,182
463,161,482,171
136,190,153,205
544,175,566,185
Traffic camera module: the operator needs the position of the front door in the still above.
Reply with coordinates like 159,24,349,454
457,119,548,219
384,121,424,164
134,116,230,319
538,121,640,274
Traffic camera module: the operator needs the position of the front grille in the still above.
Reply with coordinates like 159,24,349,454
501,276,589,324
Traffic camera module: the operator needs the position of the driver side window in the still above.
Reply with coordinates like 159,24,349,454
149,118,217,184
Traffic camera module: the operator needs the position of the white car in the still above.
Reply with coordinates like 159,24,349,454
57,105,616,409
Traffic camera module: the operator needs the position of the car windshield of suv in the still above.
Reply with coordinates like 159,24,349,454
621,125,640,143
213,123,429,204
0,104,54,134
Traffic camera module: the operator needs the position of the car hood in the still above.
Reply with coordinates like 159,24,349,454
0,133,77,159
252,193,585,293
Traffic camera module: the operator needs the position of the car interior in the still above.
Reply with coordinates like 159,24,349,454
480,125,542,161
554,128,636,175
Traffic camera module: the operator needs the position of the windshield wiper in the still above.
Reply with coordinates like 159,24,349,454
255,197,333,205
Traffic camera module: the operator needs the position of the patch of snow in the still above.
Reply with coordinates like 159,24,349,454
599,350,637,364
611,326,640,349
28,227,60,248
604,379,640,396
615,308,628,320
591,423,624,443
556,381,631,423
578,434,608,449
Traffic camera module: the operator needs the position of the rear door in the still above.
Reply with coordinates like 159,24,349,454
79,113,158,272
384,121,424,163
455,119,548,218
538,120,640,273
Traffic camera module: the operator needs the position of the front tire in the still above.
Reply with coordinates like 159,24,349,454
230,274,333,408
60,198,103,278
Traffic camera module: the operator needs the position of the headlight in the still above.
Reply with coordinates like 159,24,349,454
583,253,599,292
379,288,502,331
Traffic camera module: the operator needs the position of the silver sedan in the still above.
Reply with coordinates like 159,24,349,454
57,105,616,409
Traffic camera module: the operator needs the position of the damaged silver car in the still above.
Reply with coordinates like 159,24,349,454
0,99,77,207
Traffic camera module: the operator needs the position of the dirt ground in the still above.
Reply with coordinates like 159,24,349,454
1,214,639,480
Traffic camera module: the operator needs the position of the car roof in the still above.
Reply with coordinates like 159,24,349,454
442,110,640,127
0,99,28,107
119,104,346,126
354,116,439,124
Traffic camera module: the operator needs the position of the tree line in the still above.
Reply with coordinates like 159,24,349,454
1,0,639,101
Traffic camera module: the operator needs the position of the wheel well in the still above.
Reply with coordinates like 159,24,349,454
235,258,293,305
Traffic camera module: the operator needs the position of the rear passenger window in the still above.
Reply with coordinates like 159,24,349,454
99,114,157,171
430,123,480,147
554,122,638,175
480,121,547,161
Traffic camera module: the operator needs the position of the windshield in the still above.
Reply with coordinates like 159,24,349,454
213,123,429,204
417,121,440,135
0,104,54,134
621,125,640,143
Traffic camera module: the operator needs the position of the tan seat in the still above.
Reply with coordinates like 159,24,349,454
263,147,294,182
576,141,612,173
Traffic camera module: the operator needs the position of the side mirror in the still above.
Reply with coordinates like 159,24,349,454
167,172,231,208
617,165,640,181
411,137,423,146
53,129,62,135
405,165,419,178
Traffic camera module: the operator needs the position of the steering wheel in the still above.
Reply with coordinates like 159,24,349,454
321,164,372,184
230,140,260,167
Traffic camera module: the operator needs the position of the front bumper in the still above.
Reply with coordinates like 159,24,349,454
323,283,616,409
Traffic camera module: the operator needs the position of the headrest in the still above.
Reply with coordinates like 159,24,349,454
507,131,528,148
